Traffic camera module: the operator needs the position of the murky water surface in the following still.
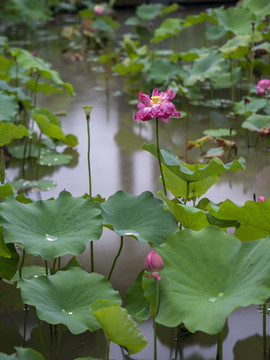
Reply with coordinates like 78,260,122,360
1,4,270,360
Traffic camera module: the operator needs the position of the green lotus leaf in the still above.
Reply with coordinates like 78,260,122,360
0,55,13,82
203,147,224,159
0,347,44,360
142,143,246,183
10,0,51,22
136,3,163,20
7,143,39,159
220,35,250,59
10,179,56,192
0,122,29,146
26,79,62,95
100,191,177,246
125,270,150,323
0,183,14,199
18,267,122,334
155,226,270,334
0,243,19,280
33,107,60,125
38,150,73,166
183,11,215,28
216,7,255,35
93,18,114,32
112,62,144,75
208,198,270,241
0,92,19,122
152,18,183,43
33,114,65,141
75,357,100,360
203,128,237,137
0,226,11,258
162,164,219,198
242,114,270,132
0,80,32,108
16,49,75,96
159,192,209,230
212,64,242,89
147,58,186,84
92,301,148,355
242,0,270,20
171,48,209,62
125,17,140,26
205,25,227,40
0,191,103,260
234,97,268,115
184,50,224,86
10,265,46,283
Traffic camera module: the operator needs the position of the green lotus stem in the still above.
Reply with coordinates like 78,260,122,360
33,73,40,109
19,249,25,279
58,257,61,270
45,260,48,276
106,340,110,360
86,114,94,273
229,57,235,108
248,23,255,96
53,258,57,271
55,324,63,360
155,117,167,196
154,279,160,360
192,192,196,207
263,302,267,355
35,308,46,358
35,132,42,180
108,236,123,281
184,182,190,205
0,147,5,184
217,329,223,360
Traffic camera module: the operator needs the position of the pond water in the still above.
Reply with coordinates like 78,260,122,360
1,4,270,360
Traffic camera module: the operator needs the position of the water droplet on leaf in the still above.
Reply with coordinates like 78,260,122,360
45,234,58,242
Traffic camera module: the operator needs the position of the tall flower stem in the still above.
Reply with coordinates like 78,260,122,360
19,249,26,279
55,324,63,360
154,279,160,360
108,236,123,280
155,117,167,196
106,340,111,360
184,182,190,205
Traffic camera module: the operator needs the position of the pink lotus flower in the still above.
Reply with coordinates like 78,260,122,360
134,88,181,123
94,4,104,16
257,79,270,96
144,249,164,281
257,195,267,202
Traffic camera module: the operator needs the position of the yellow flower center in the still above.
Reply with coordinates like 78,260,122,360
151,95,162,105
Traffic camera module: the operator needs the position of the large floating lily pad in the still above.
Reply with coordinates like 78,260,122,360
92,300,148,355
208,198,270,241
101,191,177,246
10,179,56,192
0,191,103,260
155,226,270,334
143,143,246,183
19,267,122,334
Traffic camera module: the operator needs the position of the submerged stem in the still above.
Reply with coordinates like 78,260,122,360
35,308,46,358
55,324,63,360
263,302,267,356
108,236,124,281
155,117,167,196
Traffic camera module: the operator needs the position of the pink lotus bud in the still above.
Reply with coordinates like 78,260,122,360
32,51,37,57
144,249,164,280
257,79,270,96
257,195,267,202
94,5,104,16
